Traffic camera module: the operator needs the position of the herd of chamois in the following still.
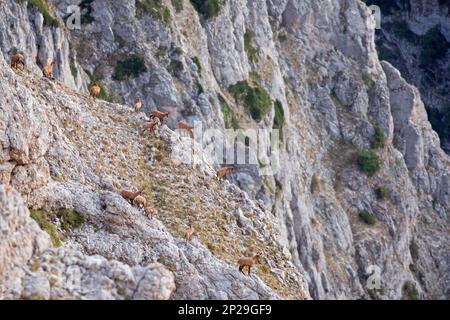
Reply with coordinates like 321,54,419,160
9,52,260,276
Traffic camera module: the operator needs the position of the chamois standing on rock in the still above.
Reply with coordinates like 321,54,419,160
177,121,194,138
134,97,142,112
238,254,260,276
90,83,101,99
216,166,234,181
120,188,143,203
144,205,157,219
184,225,194,242
42,61,55,78
10,52,25,70
142,121,158,135
133,195,147,208
150,110,169,123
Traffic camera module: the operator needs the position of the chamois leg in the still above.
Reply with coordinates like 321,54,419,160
239,265,245,274
248,266,251,276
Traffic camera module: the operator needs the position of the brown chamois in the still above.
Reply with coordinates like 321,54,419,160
10,52,25,70
177,121,194,138
144,205,157,219
133,195,147,208
120,188,143,203
184,225,194,242
237,254,260,276
142,121,158,135
216,166,234,181
134,97,142,112
42,61,55,78
90,83,101,99
149,110,169,123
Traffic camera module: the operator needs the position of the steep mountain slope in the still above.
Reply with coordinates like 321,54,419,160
0,52,308,299
0,0,449,300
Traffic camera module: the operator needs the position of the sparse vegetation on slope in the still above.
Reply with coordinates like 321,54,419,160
357,149,381,177
16,0,60,27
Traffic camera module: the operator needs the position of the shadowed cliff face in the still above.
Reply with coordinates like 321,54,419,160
0,0,449,300
364,0,450,154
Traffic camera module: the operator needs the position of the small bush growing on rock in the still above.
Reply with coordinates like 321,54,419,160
55,209,85,232
359,210,376,225
220,98,239,129
310,174,320,194
409,239,419,262
373,125,386,149
113,55,148,81
402,281,419,300
244,30,260,63
229,80,272,122
420,26,449,68
273,100,285,140
375,186,389,200
363,73,375,91
190,0,221,19
30,210,61,247
171,0,183,12
191,56,202,72
357,149,381,177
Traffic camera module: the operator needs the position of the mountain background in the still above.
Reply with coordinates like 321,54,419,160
0,0,449,300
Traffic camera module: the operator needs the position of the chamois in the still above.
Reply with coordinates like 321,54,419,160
144,205,157,219
90,83,101,99
133,195,147,208
134,97,142,112
238,254,260,276
216,166,234,181
10,52,25,70
149,110,169,123
120,188,143,203
177,121,194,138
184,225,194,242
142,121,158,134
42,61,55,78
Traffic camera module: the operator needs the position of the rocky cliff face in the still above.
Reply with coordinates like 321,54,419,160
364,0,450,153
0,0,449,300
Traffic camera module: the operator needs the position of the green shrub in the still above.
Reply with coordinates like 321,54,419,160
195,78,204,94
375,186,389,200
55,209,85,232
171,0,183,12
311,174,320,194
244,30,259,63
357,149,381,176
363,73,375,91
220,99,239,129
190,0,221,19
191,56,202,72
136,0,171,26
278,33,288,42
273,99,285,140
373,125,386,149
30,210,61,247
359,210,376,225
79,0,95,24
420,26,449,68
113,55,148,81
17,0,60,27
402,281,419,300
409,240,419,262
229,80,272,122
